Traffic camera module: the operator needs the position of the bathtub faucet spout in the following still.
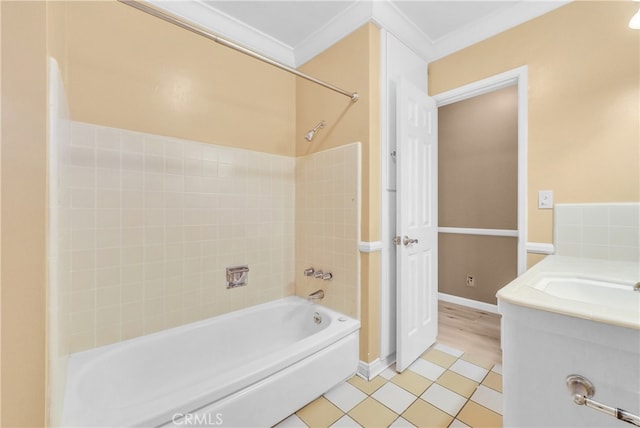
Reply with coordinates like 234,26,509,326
308,290,325,301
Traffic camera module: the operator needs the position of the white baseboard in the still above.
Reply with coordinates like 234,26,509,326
438,292,499,314
357,353,396,380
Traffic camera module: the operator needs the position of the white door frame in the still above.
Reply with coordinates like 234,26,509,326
432,66,529,277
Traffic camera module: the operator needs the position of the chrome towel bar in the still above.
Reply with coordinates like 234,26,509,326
566,375,640,427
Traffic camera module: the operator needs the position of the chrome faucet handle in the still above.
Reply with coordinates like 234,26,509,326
313,270,324,278
322,272,333,281
304,268,315,277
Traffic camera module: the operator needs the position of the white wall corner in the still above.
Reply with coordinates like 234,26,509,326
149,0,296,67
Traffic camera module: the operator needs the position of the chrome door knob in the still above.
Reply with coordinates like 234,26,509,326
403,236,419,246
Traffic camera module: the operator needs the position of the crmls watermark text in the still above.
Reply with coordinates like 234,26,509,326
172,412,223,426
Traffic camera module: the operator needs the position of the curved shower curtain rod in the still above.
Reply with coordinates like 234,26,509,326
118,0,359,103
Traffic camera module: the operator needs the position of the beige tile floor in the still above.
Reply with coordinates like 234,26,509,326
276,343,502,428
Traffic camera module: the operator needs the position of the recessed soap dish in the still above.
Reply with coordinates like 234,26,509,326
226,265,249,289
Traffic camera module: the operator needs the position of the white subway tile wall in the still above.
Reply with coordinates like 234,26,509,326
57,122,296,352
295,143,361,318
554,203,640,261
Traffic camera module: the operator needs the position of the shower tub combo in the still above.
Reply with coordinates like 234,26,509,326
62,297,360,427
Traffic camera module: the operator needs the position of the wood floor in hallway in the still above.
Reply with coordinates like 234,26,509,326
437,301,502,364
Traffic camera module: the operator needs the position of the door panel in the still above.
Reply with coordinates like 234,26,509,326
396,78,438,372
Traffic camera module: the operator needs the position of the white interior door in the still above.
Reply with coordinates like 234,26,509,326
395,78,438,372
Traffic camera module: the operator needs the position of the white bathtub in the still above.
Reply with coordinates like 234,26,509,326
62,297,360,427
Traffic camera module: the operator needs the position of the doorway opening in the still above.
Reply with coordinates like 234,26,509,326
437,84,518,313
432,67,528,363
433,66,528,310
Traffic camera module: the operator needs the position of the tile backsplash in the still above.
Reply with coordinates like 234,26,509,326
554,203,640,261
56,122,296,352
295,144,361,318
54,122,363,354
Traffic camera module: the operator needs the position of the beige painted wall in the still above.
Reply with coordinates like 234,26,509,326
360,251,381,362
0,0,3,422
296,23,381,362
430,1,640,254
1,2,48,426
62,1,296,156
438,85,518,303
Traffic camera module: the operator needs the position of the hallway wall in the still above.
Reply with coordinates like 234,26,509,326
438,86,518,305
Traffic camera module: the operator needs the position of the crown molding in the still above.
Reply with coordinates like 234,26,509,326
148,0,571,69
148,0,296,67
293,1,373,67
294,0,439,67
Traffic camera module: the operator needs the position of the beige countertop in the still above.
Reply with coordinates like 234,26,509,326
497,255,640,330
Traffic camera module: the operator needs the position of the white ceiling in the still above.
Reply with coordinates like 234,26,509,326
204,1,358,47
152,0,570,66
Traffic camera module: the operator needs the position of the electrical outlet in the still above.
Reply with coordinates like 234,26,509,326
466,275,475,287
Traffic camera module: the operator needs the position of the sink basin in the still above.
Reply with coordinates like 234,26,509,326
497,255,640,330
531,276,639,311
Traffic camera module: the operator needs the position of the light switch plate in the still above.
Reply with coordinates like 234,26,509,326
538,190,553,209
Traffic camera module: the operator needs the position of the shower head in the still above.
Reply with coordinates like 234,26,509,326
305,120,326,142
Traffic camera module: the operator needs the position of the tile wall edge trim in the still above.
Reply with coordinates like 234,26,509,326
359,241,383,253
525,242,555,255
